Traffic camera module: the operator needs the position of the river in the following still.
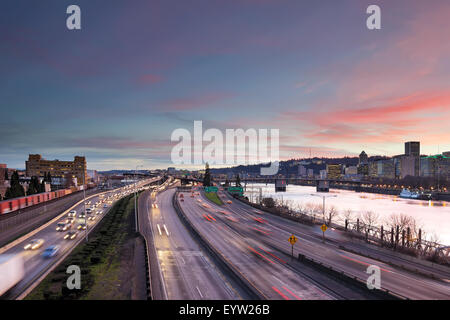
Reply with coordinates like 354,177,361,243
244,183,450,245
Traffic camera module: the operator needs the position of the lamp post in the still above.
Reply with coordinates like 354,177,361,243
311,193,337,243
83,162,88,242
135,165,143,232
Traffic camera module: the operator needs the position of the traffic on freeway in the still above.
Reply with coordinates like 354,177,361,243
179,187,450,300
178,189,349,300
0,179,155,299
146,187,241,299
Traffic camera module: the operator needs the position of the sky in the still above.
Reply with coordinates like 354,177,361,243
1,0,449,170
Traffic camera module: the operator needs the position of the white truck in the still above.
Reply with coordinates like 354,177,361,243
0,254,25,296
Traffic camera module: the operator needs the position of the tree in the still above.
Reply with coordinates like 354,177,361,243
235,174,241,187
262,197,276,208
4,171,25,199
361,211,380,233
325,205,339,226
203,163,211,187
27,176,40,195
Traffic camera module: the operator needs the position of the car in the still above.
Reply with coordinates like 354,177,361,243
24,239,45,250
67,217,76,225
226,200,232,204
68,210,77,217
152,203,158,208
96,210,102,215
77,223,87,230
42,245,60,258
86,208,92,214
64,231,79,240
103,204,108,208
87,215,96,221
56,222,70,231
78,212,86,219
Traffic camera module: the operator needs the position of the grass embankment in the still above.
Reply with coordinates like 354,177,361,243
26,193,144,300
205,192,223,206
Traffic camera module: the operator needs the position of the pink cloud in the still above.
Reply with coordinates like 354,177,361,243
136,74,164,85
159,92,234,111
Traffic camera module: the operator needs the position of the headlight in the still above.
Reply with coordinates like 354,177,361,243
24,244,31,249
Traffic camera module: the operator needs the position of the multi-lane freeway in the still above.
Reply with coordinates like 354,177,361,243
0,178,156,300
178,189,381,300
178,187,449,300
3,176,448,300
146,187,242,299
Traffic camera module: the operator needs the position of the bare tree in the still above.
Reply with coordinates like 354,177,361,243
326,205,339,226
361,211,379,233
386,213,421,237
341,209,354,224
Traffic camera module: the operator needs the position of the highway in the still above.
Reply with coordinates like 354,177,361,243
178,189,368,300
0,178,156,300
142,186,241,299
213,188,450,300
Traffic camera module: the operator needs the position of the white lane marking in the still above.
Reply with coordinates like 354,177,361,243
157,224,162,236
196,286,203,298
163,224,170,236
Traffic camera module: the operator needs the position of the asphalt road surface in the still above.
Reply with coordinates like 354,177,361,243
213,189,450,300
145,187,240,299
0,180,153,300
179,191,342,300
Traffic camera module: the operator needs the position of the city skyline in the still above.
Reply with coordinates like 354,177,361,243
1,0,450,170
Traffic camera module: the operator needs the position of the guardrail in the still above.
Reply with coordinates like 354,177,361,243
297,253,407,300
0,189,113,255
139,233,152,300
172,190,266,300
13,190,125,300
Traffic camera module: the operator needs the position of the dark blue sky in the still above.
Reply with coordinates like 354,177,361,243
1,1,449,170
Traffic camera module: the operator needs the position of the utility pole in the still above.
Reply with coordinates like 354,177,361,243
83,161,88,242
310,193,337,225
135,164,143,232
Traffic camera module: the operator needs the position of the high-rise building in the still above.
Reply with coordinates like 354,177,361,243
25,154,88,186
370,159,395,179
359,151,368,165
326,164,342,180
298,165,307,177
398,155,418,178
0,164,6,184
405,141,420,157
421,155,450,181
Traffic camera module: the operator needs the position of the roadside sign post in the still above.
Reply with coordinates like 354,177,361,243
321,224,328,243
289,235,297,260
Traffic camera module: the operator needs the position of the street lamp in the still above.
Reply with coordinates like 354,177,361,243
310,193,337,243
135,164,143,232
83,161,88,242
310,193,337,224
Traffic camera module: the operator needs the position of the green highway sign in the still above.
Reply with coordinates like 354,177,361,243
227,186,244,196
204,186,218,193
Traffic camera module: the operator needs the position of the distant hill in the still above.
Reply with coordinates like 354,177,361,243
209,156,390,176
